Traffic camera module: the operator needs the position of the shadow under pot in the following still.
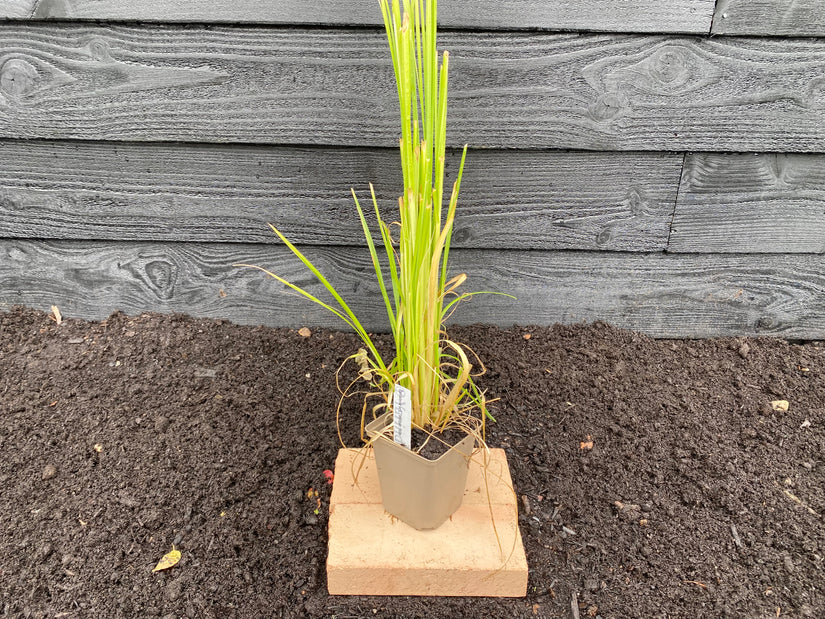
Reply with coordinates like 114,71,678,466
365,411,476,530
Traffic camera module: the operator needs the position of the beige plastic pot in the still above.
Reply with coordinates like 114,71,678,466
365,411,476,530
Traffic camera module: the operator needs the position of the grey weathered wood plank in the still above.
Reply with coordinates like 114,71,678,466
670,153,825,254
712,0,825,36
0,140,680,251
1,1,33,18
2,240,824,338
4,0,716,35
2,25,825,151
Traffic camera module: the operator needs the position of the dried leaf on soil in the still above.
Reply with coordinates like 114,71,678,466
152,546,181,573
780,488,822,518
684,580,708,589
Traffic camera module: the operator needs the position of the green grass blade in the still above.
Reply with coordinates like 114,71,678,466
441,290,517,319
440,144,467,291
234,263,355,330
352,188,396,332
264,224,387,373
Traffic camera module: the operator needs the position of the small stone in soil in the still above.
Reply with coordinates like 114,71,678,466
41,465,57,480
155,416,170,433
141,509,162,529
166,579,183,601
614,501,641,521
521,495,531,515
641,545,652,557
117,495,140,508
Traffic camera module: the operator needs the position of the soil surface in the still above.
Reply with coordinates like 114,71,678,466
1,307,823,618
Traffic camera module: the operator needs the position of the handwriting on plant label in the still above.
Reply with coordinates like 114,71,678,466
392,384,412,449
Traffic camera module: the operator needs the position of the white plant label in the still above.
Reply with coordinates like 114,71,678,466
392,384,412,449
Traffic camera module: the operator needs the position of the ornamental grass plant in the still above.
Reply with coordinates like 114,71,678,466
239,0,503,448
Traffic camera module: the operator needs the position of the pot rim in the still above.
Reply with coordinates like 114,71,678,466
365,411,476,464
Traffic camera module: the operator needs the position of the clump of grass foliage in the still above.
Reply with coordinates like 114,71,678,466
239,0,502,443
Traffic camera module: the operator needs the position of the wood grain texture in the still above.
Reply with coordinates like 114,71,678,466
1,25,825,151
1,1,34,18
0,140,680,251
2,240,824,338
670,153,825,253
712,0,825,36
5,0,716,34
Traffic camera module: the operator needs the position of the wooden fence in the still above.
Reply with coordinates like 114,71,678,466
1,0,824,337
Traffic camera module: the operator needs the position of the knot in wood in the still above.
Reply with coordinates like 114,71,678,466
595,227,613,247
7,245,27,262
144,259,177,299
625,186,648,217
452,226,473,245
756,315,776,331
648,46,692,87
86,38,112,62
588,91,629,122
0,58,39,98
603,43,717,98
0,190,20,211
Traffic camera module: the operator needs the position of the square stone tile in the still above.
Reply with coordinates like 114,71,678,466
327,448,528,597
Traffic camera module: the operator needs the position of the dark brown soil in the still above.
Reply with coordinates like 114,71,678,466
1,307,823,618
410,426,474,460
